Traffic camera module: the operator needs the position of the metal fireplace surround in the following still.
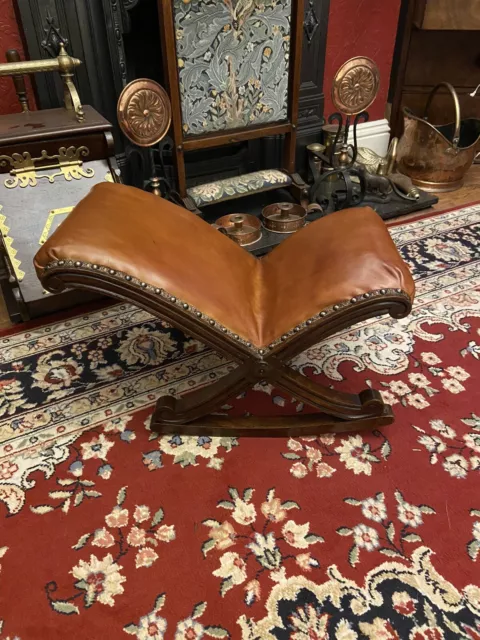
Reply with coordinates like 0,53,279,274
16,0,330,189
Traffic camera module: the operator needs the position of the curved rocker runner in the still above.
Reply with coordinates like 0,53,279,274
34,183,415,436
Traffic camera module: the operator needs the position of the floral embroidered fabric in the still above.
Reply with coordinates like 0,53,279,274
173,0,291,136
187,168,292,206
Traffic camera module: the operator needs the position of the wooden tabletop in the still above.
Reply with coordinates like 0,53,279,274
0,106,112,145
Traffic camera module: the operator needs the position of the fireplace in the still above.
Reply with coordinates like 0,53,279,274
15,0,330,188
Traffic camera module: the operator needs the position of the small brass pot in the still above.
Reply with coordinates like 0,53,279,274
397,82,480,192
214,214,262,246
262,202,307,233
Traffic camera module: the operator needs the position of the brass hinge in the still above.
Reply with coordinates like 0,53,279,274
0,145,94,189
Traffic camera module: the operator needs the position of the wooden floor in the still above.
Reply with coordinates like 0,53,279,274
1,166,480,332
430,165,480,212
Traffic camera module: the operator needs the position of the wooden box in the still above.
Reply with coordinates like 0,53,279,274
0,106,118,322
414,0,480,30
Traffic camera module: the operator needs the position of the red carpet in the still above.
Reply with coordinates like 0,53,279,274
0,204,479,639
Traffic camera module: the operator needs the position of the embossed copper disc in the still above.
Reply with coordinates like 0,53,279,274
332,57,380,115
117,79,171,147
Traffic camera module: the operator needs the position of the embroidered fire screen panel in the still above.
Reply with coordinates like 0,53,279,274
173,0,292,136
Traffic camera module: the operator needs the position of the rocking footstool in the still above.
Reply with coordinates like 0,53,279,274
34,183,414,436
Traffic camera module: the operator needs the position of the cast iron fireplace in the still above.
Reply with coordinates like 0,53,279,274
15,0,330,190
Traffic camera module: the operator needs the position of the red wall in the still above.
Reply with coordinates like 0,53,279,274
0,0,35,115
323,0,402,121
0,0,401,121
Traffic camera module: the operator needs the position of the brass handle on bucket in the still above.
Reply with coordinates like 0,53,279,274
423,82,461,147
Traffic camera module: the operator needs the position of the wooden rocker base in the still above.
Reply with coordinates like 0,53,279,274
34,184,415,438
149,360,395,436
150,397,395,438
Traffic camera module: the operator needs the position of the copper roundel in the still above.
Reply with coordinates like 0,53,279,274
332,57,380,115
117,79,172,147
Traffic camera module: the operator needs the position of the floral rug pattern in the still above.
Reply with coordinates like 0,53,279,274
0,204,479,638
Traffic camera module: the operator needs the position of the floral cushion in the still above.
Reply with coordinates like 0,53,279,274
173,0,291,136
187,169,292,207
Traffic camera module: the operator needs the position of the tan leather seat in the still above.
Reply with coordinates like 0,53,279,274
34,182,414,348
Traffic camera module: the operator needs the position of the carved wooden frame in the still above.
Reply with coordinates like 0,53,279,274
156,0,305,199
40,259,413,436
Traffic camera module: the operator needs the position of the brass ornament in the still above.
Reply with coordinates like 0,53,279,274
332,57,380,115
117,79,172,147
39,207,74,246
0,206,25,282
0,146,94,189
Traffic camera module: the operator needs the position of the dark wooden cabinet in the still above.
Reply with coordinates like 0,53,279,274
390,0,480,138
414,0,480,30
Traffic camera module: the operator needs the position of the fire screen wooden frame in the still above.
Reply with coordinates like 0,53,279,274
157,0,304,198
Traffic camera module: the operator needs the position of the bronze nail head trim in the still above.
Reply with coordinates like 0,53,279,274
43,260,411,358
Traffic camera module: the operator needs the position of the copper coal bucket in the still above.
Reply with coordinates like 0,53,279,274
397,82,480,192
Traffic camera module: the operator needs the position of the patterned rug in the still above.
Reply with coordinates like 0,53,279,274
0,204,479,639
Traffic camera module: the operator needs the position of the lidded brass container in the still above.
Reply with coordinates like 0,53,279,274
214,214,261,246
262,202,306,233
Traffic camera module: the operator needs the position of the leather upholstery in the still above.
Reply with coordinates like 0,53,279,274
34,183,414,348
261,207,415,346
